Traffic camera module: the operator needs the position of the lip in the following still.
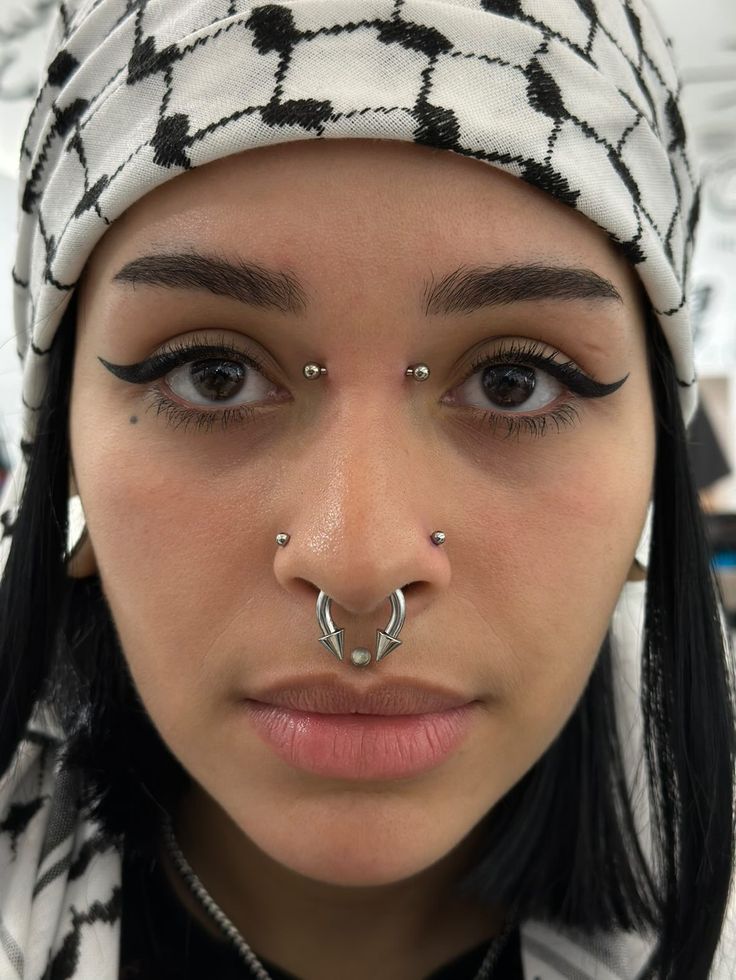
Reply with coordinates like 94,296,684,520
241,676,479,780
243,675,474,715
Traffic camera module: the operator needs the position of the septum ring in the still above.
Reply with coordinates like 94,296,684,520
317,588,406,668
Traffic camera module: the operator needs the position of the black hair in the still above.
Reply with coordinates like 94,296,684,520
0,299,734,979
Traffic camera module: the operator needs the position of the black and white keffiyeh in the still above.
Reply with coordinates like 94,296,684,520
0,1,714,977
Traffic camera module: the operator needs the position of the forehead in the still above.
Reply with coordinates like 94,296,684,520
81,138,640,304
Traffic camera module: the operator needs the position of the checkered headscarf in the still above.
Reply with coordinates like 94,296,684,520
0,2,702,978
13,0,699,427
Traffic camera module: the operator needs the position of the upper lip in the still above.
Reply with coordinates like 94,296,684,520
244,676,474,715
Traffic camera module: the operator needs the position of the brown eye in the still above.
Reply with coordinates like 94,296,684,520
189,359,246,401
454,359,563,415
481,365,537,408
165,356,274,408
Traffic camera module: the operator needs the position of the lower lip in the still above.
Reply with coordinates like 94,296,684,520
243,701,477,780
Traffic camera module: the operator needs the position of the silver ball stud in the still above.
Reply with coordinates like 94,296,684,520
431,531,446,546
351,647,372,667
303,363,327,380
275,533,290,547
406,363,431,382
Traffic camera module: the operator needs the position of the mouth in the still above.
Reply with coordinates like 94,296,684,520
244,675,473,715
240,676,479,780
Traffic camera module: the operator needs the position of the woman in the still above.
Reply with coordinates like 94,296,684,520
0,1,734,978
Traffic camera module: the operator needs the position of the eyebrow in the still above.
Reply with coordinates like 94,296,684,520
112,252,623,317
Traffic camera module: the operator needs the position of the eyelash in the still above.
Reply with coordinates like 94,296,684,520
114,335,267,434
461,341,583,440
120,336,612,438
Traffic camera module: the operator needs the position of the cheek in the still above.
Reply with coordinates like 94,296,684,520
70,414,281,715
456,415,653,748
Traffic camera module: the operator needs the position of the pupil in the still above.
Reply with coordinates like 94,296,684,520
482,365,536,408
190,360,245,401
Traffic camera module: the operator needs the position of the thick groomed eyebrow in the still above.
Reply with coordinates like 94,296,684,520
423,263,623,314
112,253,623,317
113,252,308,315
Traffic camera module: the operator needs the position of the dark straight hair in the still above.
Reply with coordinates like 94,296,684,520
0,301,734,979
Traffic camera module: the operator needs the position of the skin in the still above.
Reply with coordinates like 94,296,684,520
69,138,655,980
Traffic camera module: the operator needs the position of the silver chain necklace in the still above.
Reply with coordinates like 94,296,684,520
161,816,514,980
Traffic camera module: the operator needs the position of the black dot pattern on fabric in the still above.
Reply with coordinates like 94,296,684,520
151,113,192,169
526,59,567,119
480,0,524,15
47,49,79,87
246,4,302,54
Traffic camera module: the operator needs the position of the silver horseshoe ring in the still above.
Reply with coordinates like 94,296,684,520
316,588,406,667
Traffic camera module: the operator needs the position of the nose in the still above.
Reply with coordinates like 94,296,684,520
272,397,451,642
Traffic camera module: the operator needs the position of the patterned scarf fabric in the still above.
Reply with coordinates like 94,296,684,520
0,0,708,977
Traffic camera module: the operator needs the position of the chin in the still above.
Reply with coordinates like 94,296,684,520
227,787,479,888
259,831,449,887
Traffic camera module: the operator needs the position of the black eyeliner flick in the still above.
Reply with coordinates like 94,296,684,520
98,344,250,384
98,353,173,384
488,347,629,399
548,363,629,398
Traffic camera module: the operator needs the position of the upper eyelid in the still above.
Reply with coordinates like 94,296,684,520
98,341,268,385
462,345,628,399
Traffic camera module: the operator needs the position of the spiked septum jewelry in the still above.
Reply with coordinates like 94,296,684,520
317,587,405,666
276,529,445,667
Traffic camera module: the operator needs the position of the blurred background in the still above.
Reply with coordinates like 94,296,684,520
0,0,734,616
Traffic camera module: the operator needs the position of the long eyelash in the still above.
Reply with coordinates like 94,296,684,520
459,338,624,439
146,390,258,433
467,339,628,399
101,333,269,433
474,403,581,440
99,332,269,384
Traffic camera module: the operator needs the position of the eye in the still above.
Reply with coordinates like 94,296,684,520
165,356,274,407
442,339,628,439
461,362,564,414
98,336,282,416
452,354,565,415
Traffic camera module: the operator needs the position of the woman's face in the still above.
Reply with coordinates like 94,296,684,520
71,138,654,887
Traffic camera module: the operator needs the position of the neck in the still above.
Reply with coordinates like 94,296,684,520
162,783,508,980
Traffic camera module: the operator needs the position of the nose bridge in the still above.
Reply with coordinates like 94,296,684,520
309,392,417,570
273,386,450,621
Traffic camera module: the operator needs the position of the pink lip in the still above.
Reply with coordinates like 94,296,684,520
241,677,478,780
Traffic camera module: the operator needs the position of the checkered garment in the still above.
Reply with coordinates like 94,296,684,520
0,0,710,977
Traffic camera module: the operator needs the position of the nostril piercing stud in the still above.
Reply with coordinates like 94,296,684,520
276,533,290,546
431,531,445,545
406,364,430,382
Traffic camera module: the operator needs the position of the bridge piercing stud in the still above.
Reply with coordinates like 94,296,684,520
405,364,430,382
303,363,328,379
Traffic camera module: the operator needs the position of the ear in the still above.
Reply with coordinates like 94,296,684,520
67,471,98,579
